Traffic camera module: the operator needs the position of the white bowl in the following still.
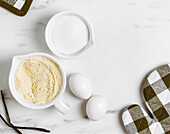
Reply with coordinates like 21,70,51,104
9,53,67,109
45,11,96,59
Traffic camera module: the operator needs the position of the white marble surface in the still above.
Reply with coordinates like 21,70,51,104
1,0,170,133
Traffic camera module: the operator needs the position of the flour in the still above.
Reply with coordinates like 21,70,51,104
15,56,63,104
51,15,89,55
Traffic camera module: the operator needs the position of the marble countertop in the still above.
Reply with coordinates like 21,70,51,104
1,0,170,133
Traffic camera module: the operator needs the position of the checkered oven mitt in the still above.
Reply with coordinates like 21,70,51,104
122,64,170,134
0,0,33,16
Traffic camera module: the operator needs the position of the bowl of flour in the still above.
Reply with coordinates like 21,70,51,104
9,53,68,110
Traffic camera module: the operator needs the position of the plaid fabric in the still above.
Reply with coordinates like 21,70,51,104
1,0,17,6
1,0,25,9
122,104,164,134
0,0,32,16
122,64,170,134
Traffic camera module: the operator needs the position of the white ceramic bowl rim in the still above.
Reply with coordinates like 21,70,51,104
9,53,66,109
45,11,96,59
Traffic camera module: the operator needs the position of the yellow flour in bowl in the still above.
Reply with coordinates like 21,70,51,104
15,56,62,104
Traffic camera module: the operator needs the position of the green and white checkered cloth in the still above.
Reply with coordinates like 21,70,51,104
122,64,170,134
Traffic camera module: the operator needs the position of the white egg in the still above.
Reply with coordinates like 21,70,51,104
69,73,92,99
86,96,107,121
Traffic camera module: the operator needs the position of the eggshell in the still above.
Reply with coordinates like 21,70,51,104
69,73,92,99
86,96,107,121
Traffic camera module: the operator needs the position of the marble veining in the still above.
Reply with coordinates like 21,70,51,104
1,0,170,133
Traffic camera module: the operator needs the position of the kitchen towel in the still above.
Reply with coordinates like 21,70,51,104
122,64,170,134
0,0,33,16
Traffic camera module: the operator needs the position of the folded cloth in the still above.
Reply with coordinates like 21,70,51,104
122,64,170,134
0,0,33,16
